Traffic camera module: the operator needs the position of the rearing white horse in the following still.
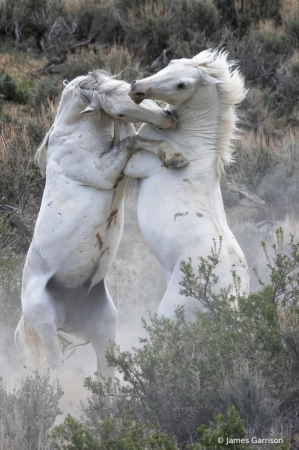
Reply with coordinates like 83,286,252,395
127,50,250,321
16,70,188,374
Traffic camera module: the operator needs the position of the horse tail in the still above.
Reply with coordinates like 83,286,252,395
34,124,54,177
15,315,47,368
15,316,90,369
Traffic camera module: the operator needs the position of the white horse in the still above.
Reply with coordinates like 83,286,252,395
126,50,250,321
16,70,188,375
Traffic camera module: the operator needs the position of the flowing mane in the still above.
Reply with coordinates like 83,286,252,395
78,69,125,104
34,70,126,176
193,49,246,175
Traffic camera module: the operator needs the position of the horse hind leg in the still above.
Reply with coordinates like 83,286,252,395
19,276,66,370
66,279,117,378
157,260,204,322
86,280,117,378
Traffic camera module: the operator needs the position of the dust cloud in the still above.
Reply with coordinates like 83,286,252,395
0,178,298,422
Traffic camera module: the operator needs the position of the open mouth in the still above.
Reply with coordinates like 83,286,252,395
130,91,146,104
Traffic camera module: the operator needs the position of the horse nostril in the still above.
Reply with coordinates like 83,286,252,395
136,92,146,97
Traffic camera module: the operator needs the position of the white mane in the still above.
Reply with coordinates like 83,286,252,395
35,70,126,176
193,49,247,175
78,69,125,105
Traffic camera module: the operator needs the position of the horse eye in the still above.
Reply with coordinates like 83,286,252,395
177,83,186,89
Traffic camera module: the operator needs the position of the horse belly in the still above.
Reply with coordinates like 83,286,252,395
26,185,124,289
137,175,202,271
49,222,122,288
137,175,249,294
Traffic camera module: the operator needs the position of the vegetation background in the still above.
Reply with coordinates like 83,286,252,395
0,0,299,448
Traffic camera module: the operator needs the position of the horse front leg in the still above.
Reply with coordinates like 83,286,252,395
122,135,189,169
94,136,188,189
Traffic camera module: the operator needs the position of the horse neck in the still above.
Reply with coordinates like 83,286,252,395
171,84,221,180
56,90,86,125
55,89,114,139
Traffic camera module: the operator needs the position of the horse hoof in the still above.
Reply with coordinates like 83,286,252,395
167,156,189,169
49,354,65,371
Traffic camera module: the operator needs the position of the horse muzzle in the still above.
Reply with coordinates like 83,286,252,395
129,80,148,104
160,109,177,129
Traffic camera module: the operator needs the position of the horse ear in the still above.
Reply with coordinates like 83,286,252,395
202,73,223,85
79,105,96,115
79,90,102,115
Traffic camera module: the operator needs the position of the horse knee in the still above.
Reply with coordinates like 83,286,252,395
22,286,65,329
108,305,118,323
101,307,117,338
22,304,52,337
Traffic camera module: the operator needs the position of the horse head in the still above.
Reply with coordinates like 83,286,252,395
77,70,177,129
129,52,223,106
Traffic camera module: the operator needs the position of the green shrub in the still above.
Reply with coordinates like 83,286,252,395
189,406,289,450
213,0,282,35
0,371,63,450
0,248,23,327
117,0,219,63
285,16,299,46
0,0,67,51
227,30,298,120
220,366,278,435
72,2,124,45
224,126,299,219
0,0,121,55
33,77,61,111
228,31,292,86
0,212,25,326
27,121,47,147
0,71,30,104
59,46,139,83
51,406,178,450
235,0,281,26
80,229,298,447
188,406,248,450
51,415,100,450
239,88,265,129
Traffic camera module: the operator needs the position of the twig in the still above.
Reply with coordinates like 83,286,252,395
16,65,42,80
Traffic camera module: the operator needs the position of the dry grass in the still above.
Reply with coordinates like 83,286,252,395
62,0,113,14
0,371,62,450
0,98,58,147
278,307,299,347
240,127,299,167
289,48,299,65
0,98,58,220
0,105,30,149
59,45,141,84
0,52,46,87
97,45,140,79
127,0,170,20
0,100,57,157
280,0,299,21
256,19,282,35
